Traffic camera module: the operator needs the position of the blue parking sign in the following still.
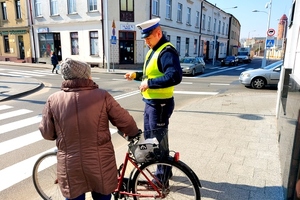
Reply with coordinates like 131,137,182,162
111,36,117,44
266,39,275,47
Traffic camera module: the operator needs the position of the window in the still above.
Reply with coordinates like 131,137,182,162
70,32,79,55
177,3,182,22
213,18,216,33
187,7,191,25
88,0,97,12
176,36,181,55
167,35,171,42
201,14,205,29
90,31,98,55
152,0,159,16
15,0,21,19
207,16,211,31
38,33,54,58
193,39,197,54
34,0,42,17
185,38,190,56
68,0,76,14
222,22,225,35
120,0,134,22
1,2,7,20
4,35,10,53
218,20,221,33
50,0,58,15
166,0,172,19
195,11,199,27
226,24,228,35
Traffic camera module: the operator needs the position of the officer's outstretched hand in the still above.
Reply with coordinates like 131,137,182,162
124,72,136,80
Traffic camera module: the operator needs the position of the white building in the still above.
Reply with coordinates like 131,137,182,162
28,0,240,67
276,0,300,199
31,0,103,66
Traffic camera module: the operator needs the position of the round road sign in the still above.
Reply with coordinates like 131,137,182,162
267,28,275,36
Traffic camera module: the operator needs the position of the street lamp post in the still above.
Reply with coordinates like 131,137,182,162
212,6,237,66
252,0,272,68
247,30,256,47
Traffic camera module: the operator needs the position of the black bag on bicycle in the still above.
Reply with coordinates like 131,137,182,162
129,128,169,163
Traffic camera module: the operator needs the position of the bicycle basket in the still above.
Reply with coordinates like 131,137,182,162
129,137,159,163
129,128,169,163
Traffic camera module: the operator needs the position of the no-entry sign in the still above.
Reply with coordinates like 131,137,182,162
267,28,275,36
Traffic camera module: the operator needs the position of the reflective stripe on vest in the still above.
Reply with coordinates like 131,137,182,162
142,42,174,99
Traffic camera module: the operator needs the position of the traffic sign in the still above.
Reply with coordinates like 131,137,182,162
266,39,275,47
111,36,117,44
267,28,275,36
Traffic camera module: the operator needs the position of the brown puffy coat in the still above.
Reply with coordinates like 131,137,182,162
39,79,139,199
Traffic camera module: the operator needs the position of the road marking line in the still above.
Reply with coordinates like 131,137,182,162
174,91,218,95
9,72,44,77
0,115,41,134
0,105,13,111
114,90,140,100
0,147,56,192
0,109,33,120
198,64,247,77
0,73,26,77
0,131,42,155
209,83,230,86
180,82,193,84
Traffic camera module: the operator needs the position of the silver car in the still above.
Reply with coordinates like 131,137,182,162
239,60,283,89
180,57,205,76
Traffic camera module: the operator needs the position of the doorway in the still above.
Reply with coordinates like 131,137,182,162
119,31,134,64
53,33,62,61
18,36,25,59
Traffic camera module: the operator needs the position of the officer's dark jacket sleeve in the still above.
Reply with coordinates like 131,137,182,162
148,46,182,89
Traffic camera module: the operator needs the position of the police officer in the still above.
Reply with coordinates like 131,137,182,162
124,18,182,137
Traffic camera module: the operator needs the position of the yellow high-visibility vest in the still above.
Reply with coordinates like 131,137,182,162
142,42,174,99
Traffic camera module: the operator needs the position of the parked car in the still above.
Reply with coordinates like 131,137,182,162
239,60,283,89
180,57,205,76
220,56,239,66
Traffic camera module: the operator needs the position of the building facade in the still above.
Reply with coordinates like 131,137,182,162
276,0,300,198
0,0,32,62
0,0,240,67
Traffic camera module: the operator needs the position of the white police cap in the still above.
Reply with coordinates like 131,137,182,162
136,18,160,38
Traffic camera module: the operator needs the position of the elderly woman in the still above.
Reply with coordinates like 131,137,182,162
39,58,139,200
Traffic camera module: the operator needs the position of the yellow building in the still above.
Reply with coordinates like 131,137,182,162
0,0,33,62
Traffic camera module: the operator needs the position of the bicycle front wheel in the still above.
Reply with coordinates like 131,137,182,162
131,159,201,200
32,151,64,200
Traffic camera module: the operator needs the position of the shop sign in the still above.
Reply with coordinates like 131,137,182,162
120,24,135,31
0,30,27,35
37,27,49,33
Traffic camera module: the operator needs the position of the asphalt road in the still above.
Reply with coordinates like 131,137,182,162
0,57,283,200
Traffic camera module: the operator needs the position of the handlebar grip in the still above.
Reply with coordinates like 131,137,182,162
118,129,142,141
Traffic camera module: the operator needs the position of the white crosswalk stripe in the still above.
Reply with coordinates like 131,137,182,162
0,104,119,195
0,109,32,120
0,68,56,77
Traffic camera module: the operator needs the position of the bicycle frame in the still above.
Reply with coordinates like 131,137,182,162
114,152,164,198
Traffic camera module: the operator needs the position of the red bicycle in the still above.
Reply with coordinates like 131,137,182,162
32,130,202,199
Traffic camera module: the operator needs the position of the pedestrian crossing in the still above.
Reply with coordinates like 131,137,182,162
0,68,57,78
0,104,118,197
208,66,254,71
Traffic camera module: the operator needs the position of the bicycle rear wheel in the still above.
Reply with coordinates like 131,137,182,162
32,151,64,200
131,159,201,200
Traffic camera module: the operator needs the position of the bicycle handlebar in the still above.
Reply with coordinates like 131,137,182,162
117,129,142,141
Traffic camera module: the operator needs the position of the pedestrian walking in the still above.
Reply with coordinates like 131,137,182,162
39,58,139,200
51,51,59,74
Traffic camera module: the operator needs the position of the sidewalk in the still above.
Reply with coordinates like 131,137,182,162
0,61,283,199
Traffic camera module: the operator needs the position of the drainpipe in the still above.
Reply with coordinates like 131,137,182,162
198,1,203,57
28,0,37,63
103,0,110,71
101,0,105,68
